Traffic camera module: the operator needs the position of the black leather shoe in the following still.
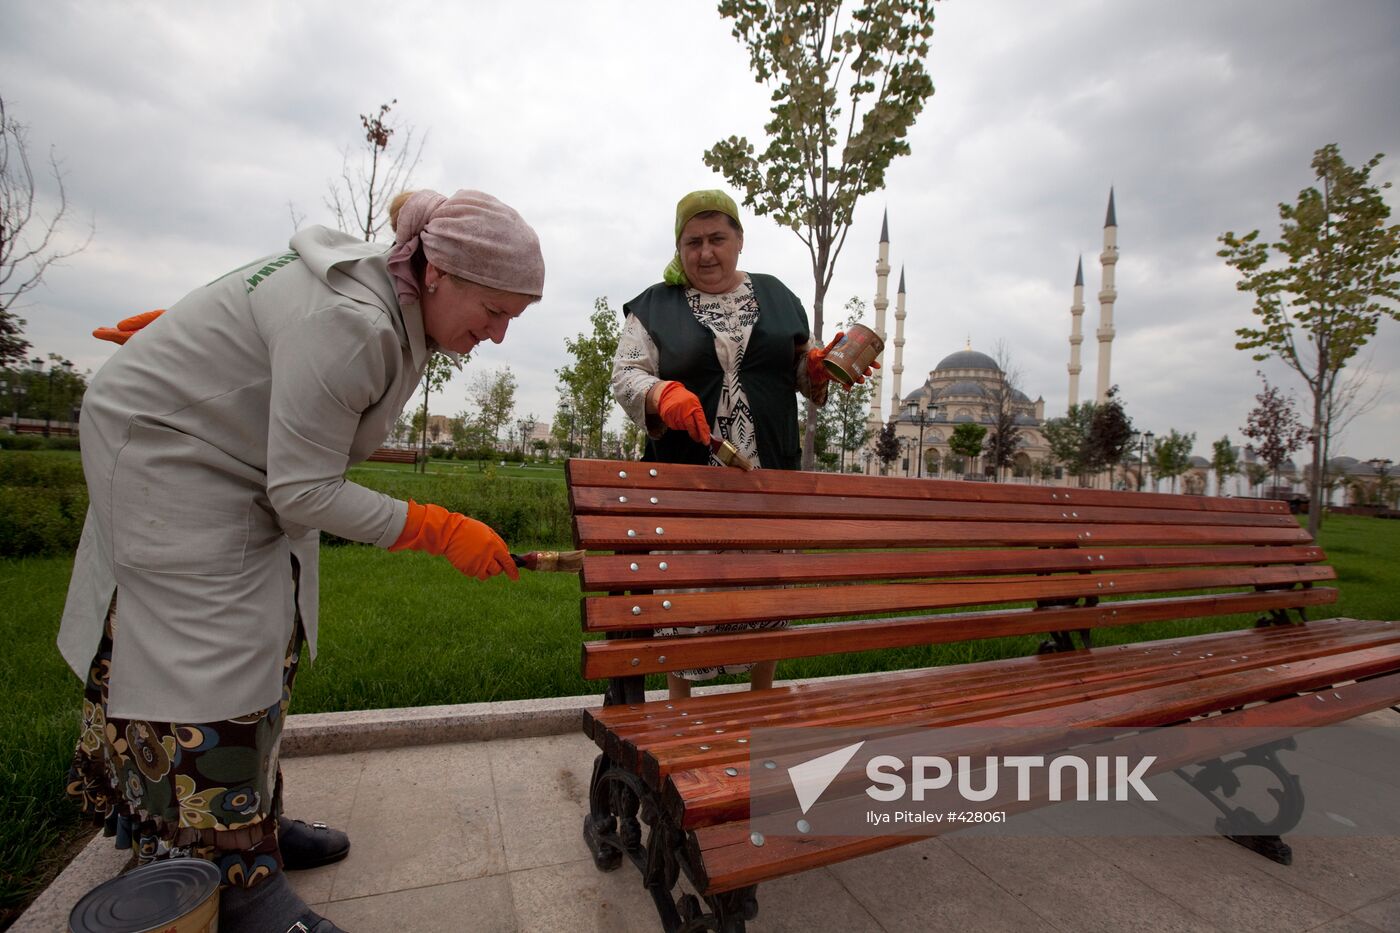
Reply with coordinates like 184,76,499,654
219,871,348,933
279,817,350,870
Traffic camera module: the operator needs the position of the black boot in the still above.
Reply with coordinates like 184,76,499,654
218,871,347,932
279,817,351,870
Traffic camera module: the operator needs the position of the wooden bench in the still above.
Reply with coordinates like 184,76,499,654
365,446,420,464
566,458,1400,932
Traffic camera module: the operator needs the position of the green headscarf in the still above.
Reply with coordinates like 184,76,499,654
662,189,744,286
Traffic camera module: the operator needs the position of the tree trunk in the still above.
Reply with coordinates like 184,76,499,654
419,387,430,474
1306,383,1324,539
802,282,827,470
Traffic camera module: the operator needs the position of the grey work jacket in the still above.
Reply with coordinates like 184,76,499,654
58,226,431,722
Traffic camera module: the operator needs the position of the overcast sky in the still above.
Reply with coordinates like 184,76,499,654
4,0,1398,462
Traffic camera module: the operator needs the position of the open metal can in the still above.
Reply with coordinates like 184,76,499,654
821,323,884,388
70,859,220,933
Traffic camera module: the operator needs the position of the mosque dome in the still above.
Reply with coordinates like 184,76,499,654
933,349,1000,373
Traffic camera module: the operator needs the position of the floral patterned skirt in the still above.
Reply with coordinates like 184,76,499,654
65,595,301,888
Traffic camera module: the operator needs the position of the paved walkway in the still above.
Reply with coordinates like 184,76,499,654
17,713,1400,932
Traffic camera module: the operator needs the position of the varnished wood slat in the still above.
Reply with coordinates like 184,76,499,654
574,515,1312,552
565,458,1291,515
571,485,1297,528
586,620,1381,741
583,565,1336,632
655,625,1400,821
689,669,1400,894
581,588,1339,679
581,545,1327,591
625,621,1398,785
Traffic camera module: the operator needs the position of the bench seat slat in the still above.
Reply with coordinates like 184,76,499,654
609,621,1397,776
566,458,1291,515
586,620,1384,743
574,515,1312,551
583,565,1336,632
582,587,1339,679
686,669,1400,895
647,623,1400,800
580,544,1327,591
672,643,1400,838
571,485,1298,528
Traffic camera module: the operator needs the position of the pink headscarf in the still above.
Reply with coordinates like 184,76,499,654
387,189,545,307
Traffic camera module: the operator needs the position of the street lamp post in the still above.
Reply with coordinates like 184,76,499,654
1137,430,1154,492
905,398,935,479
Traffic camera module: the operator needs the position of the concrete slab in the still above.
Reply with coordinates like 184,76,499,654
318,874,517,933
946,835,1219,933
1351,892,1400,932
1251,835,1400,913
827,836,1047,932
507,855,664,933
280,748,366,905
1083,834,1342,932
323,743,507,901
488,733,596,872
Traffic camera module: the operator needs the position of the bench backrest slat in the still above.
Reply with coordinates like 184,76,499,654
563,458,1330,685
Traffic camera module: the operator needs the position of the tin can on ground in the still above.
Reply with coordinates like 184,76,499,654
70,859,220,933
821,323,884,388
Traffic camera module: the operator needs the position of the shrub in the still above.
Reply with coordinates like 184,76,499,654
0,486,87,557
0,435,43,451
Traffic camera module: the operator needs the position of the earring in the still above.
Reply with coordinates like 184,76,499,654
427,284,437,294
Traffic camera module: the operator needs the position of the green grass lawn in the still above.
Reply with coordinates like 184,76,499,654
1,513,1397,921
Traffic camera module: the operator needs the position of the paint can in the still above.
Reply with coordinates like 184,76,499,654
70,859,221,933
821,324,884,388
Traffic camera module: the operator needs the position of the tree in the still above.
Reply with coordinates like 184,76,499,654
325,100,426,242
1,97,91,366
556,298,621,457
705,0,938,468
1086,387,1135,486
1219,144,1400,536
981,341,1022,482
820,296,875,470
948,422,986,476
415,353,455,471
1240,375,1309,494
516,413,538,455
470,366,518,448
1149,429,1195,494
1210,436,1240,497
552,395,580,458
874,420,899,474
1043,403,1095,485
1244,462,1270,495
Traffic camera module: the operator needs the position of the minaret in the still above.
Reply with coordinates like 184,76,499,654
890,267,907,417
867,210,891,428
1095,188,1118,402
1067,256,1085,408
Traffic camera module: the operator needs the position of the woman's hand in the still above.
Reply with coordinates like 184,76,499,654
93,309,165,345
807,332,880,389
389,500,520,581
654,381,711,445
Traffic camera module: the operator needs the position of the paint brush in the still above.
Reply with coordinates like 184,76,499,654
511,550,586,573
709,436,756,471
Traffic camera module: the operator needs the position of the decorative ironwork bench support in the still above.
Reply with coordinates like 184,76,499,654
1175,737,1305,865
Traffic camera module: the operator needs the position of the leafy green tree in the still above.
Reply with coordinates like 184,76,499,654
1087,387,1134,484
705,0,938,468
556,298,621,457
1210,436,1240,496
948,422,986,476
1219,144,1400,536
1043,403,1095,485
469,366,518,448
1150,429,1196,494
1240,375,1308,494
1244,462,1270,495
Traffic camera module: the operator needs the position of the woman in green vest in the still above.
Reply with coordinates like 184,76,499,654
611,189,874,699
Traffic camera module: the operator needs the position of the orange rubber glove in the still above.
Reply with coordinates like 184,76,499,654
389,500,519,582
655,381,711,445
93,309,165,345
806,332,881,389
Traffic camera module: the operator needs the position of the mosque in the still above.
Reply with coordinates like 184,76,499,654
860,191,1121,481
